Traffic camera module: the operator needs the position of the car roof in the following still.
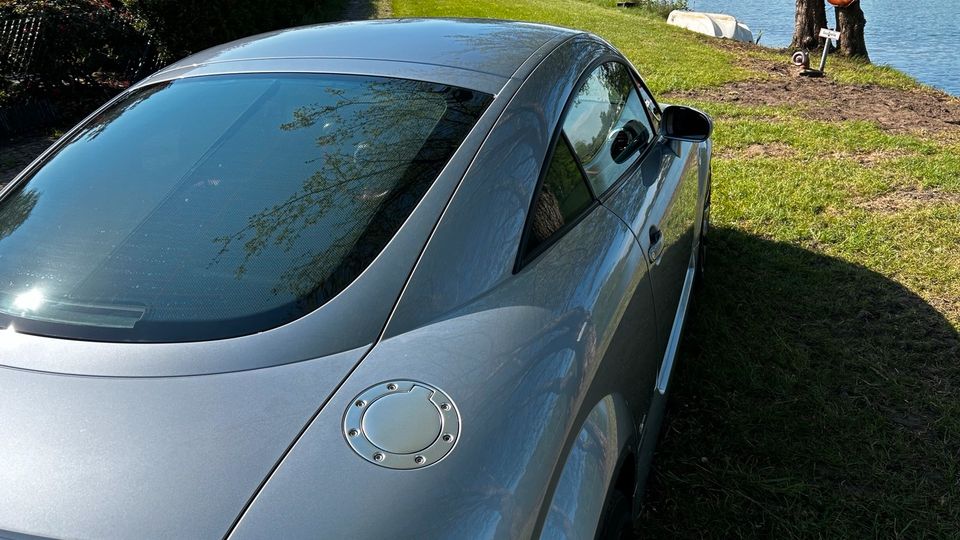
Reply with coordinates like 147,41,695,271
142,19,581,94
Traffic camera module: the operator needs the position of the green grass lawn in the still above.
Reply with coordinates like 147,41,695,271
392,1,960,536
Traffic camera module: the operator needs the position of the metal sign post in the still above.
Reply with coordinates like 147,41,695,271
796,28,841,77
817,28,841,71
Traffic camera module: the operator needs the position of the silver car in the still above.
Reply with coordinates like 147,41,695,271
0,19,711,539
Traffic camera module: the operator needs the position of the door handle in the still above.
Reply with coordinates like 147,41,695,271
648,226,664,264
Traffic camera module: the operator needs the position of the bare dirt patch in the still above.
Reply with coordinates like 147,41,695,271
857,188,960,213
711,39,795,78
672,79,960,135
832,148,914,167
717,145,909,166
670,42,960,136
716,142,795,160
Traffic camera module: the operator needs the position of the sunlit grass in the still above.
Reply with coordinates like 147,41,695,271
830,57,921,90
713,118,937,156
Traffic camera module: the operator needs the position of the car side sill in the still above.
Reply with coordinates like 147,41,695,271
654,257,696,394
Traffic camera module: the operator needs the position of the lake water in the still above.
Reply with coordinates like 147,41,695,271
687,0,960,96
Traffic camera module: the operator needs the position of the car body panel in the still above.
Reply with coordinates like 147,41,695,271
0,345,365,540
383,34,606,338
602,137,702,348
154,19,574,82
539,394,635,539
229,34,662,540
653,139,712,395
0,19,712,540
610,138,712,510
142,57,511,96
229,203,654,540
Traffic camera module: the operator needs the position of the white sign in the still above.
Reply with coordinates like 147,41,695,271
820,28,841,40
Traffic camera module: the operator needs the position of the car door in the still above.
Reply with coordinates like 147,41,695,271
549,59,666,417
588,61,701,360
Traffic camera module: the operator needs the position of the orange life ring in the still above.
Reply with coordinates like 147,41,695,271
827,0,858,7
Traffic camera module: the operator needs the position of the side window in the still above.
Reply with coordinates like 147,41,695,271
562,62,654,195
525,136,594,257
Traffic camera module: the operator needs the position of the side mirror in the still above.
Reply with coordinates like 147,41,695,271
662,105,713,142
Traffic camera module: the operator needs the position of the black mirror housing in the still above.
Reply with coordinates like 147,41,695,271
662,105,713,142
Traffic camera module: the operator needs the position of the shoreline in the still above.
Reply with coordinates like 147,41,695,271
684,0,960,96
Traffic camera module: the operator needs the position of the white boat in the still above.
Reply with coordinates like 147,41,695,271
667,10,754,43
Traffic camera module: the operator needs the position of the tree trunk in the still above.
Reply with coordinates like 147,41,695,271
835,3,870,60
791,0,827,51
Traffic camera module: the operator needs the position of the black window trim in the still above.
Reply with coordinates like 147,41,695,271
514,54,658,273
631,68,662,128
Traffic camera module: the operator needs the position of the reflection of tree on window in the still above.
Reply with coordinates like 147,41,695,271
0,74,491,342
82,83,171,142
527,138,592,256
212,79,491,306
0,189,39,241
562,62,652,195
566,63,632,166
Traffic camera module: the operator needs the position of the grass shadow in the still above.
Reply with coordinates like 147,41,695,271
641,227,960,537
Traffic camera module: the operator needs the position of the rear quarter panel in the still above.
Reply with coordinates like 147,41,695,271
230,36,660,540
229,204,651,540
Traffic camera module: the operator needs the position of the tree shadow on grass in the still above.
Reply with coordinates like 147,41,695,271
641,227,960,537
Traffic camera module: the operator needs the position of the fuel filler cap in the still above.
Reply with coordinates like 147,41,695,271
344,381,460,469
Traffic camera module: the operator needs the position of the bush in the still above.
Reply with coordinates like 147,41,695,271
0,0,153,131
0,0,346,133
0,0,149,89
582,0,688,18
120,0,340,60
635,0,688,18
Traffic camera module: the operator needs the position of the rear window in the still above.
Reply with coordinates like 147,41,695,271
0,74,491,342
